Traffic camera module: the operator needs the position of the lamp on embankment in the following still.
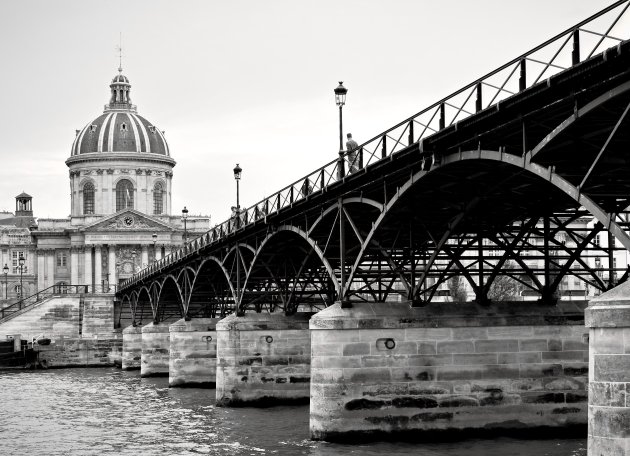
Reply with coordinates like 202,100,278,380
181,207,189,245
18,254,25,301
3,264,8,300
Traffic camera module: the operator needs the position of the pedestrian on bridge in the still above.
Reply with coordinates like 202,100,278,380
345,133,359,174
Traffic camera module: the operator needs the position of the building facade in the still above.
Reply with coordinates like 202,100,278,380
0,68,209,303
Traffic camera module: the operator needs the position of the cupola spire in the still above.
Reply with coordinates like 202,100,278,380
106,35,136,112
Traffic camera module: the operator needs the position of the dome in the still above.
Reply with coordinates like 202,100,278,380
70,70,170,157
70,112,170,156
112,74,129,84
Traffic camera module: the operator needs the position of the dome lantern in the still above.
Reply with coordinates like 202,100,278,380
107,68,135,112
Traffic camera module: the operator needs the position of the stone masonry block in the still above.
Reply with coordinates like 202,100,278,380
437,341,474,354
498,352,542,364
519,339,548,352
519,363,563,378
475,339,519,353
453,353,499,365
343,342,370,356
541,351,585,361
345,367,392,383
391,367,436,382
418,342,437,355
594,354,630,382
487,326,534,338
405,327,452,341
311,330,360,345
311,356,361,369
451,327,488,340
592,328,625,354
590,407,630,438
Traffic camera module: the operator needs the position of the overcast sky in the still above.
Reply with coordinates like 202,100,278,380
0,0,617,223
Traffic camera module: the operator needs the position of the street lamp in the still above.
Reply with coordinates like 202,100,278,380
18,254,25,300
334,81,348,152
334,82,350,307
152,233,158,261
233,163,242,229
181,207,189,245
2,264,8,300
233,163,242,209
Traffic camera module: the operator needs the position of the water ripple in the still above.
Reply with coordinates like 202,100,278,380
0,368,586,456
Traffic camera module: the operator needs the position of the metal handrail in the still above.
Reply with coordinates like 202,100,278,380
120,0,630,290
0,284,116,320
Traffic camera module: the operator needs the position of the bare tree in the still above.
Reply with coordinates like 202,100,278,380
448,275,468,302
487,261,523,301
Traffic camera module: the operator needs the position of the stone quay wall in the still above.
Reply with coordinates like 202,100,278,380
216,312,312,406
38,335,122,368
310,301,588,442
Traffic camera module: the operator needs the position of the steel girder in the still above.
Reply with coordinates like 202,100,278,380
117,40,630,316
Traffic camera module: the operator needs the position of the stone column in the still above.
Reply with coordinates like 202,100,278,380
216,312,312,407
70,248,79,285
84,246,92,291
586,282,630,455
169,318,219,388
310,301,588,442
155,245,162,261
37,251,45,291
94,245,102,292
141,245,149,270
108,246,116,289
46,252,55,288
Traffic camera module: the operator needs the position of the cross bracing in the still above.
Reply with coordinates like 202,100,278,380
117,1,630,325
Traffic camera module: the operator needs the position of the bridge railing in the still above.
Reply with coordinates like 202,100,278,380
121,0,630,289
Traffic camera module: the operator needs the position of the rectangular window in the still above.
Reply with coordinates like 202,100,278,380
56,251,68,268
11,251,27,274
594,234,600,247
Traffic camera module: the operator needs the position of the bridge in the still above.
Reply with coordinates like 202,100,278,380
116,2,630,449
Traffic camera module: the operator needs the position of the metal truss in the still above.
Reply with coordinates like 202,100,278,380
117,2,630,319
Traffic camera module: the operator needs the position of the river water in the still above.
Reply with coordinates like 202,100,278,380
0,368,586,456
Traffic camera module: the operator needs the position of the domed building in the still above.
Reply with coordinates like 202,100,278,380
0,68,209,302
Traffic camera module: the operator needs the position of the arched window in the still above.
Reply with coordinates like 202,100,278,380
116,179,134,211
83,182,95,214
153,182,164,214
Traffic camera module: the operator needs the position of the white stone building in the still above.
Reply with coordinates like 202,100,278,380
0,68,209,303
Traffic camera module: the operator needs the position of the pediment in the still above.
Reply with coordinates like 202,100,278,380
81,210,174,232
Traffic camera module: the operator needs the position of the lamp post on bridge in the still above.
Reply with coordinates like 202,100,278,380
334,82,350,308
233,163,242,227
334,81,347,153
152,233,158,262
181,207,189,245
233,164,243,314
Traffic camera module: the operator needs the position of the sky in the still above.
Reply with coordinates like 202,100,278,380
0,0,618,224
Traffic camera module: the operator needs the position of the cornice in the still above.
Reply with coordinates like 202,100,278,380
65,153,176,168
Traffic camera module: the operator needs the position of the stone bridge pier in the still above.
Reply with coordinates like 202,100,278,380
586,282,630,455
310,302,588,442
169,318,219,388
215,312,312,407
141,322,170,377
